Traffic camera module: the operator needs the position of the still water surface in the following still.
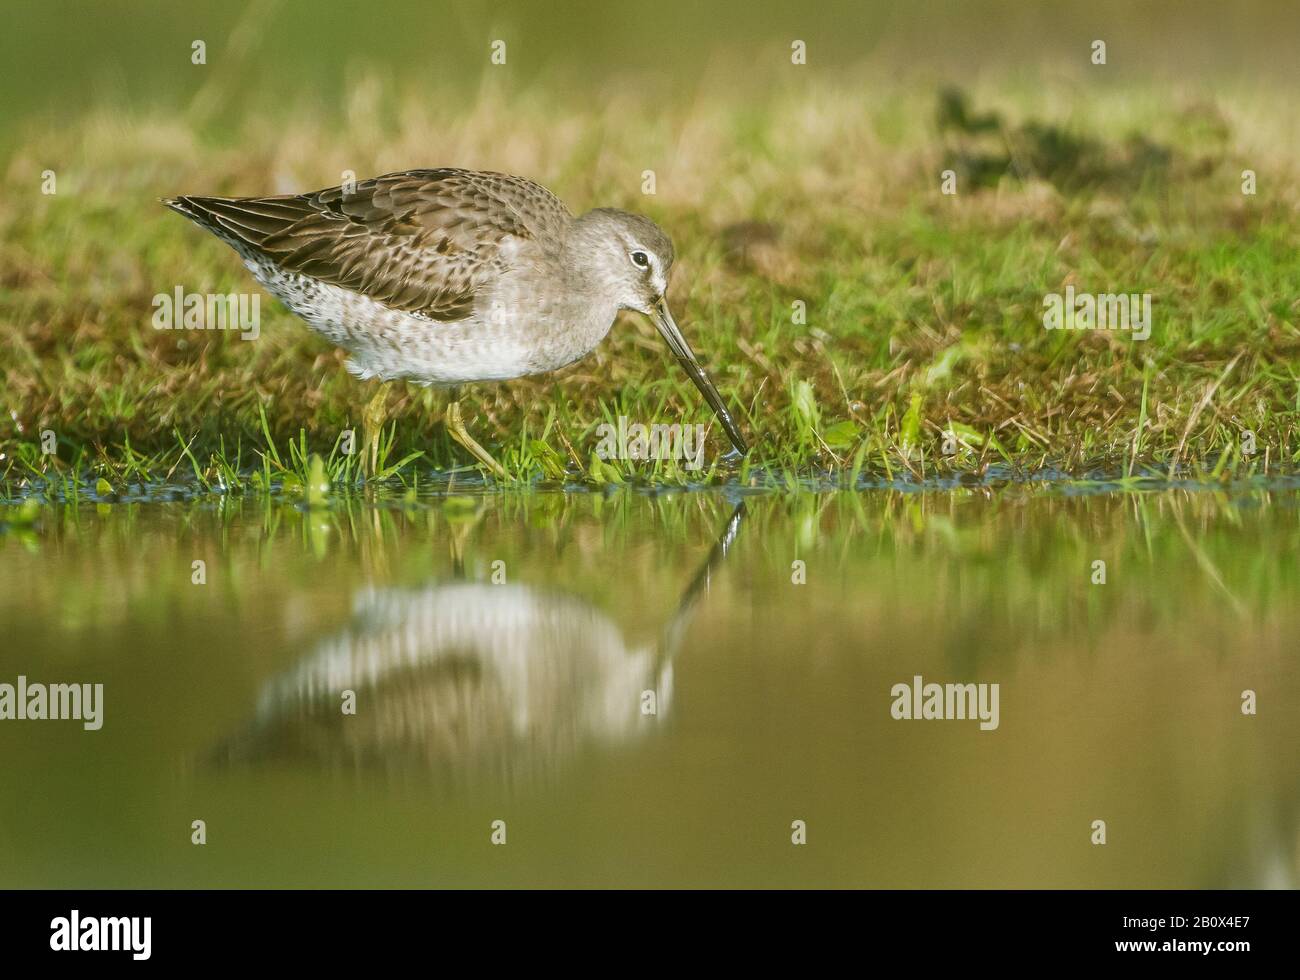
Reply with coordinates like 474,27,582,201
1,487,1296,887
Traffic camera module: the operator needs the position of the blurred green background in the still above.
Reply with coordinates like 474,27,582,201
4,0,1298,137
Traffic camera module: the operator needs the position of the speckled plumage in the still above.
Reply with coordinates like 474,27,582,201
164,167,748,455
166,169,634,382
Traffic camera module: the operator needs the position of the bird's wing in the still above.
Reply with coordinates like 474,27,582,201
165,169,573,321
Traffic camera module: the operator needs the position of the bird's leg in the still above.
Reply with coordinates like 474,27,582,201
444,395,505,478
361,384,389,477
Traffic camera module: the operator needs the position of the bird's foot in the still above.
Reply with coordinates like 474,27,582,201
361,385,389,477
444,401,506,479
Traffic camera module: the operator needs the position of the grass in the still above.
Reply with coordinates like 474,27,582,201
2,71,1298,497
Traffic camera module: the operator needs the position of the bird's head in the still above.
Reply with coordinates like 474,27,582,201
571,207,675,315
569,208,748,456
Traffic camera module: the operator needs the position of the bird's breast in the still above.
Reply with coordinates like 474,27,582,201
243,255,617,385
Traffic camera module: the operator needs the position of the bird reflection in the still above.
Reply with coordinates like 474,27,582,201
213,503,744,788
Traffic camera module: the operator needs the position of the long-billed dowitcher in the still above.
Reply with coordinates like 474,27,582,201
211,503,744,782
163,168,748,476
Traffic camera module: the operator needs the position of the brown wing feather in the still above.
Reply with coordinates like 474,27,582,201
165,169,572,321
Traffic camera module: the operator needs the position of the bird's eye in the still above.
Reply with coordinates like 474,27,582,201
630,250,650,270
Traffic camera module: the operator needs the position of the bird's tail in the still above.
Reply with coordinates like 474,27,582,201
160,193,313,255
160,195,226,238
160,195,198,217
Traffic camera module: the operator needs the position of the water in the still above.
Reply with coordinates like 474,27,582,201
1,486,1297,887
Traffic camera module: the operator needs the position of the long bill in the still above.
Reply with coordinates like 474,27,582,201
650,297,749,457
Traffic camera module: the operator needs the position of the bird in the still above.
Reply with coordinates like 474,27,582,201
207,503,745,786
162,168,749,478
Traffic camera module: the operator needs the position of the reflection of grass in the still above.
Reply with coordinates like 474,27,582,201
1,75,1297,492
5,487,1300,638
